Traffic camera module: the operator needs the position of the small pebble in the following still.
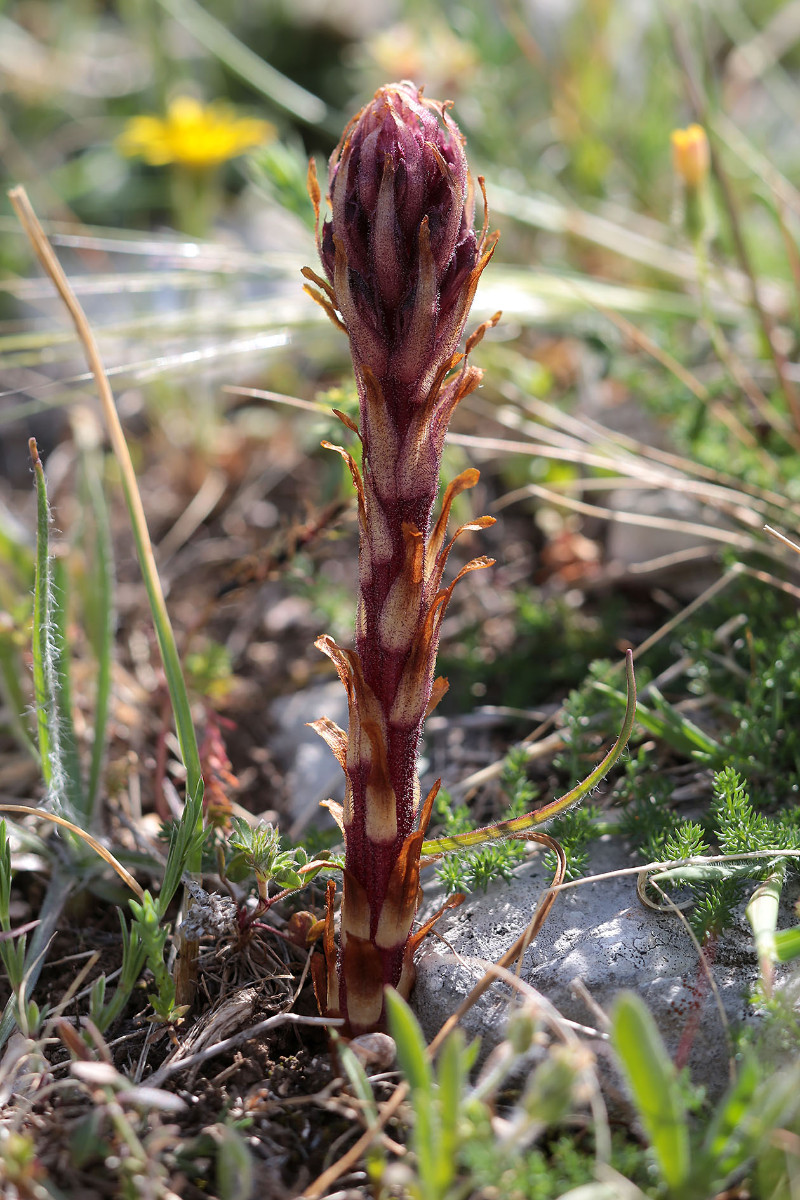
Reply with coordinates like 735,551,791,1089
348,1032,396,1071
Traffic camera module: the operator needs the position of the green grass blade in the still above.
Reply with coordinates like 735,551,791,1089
384,992,444,1197
158,786,205,917
332,1033,385,1177
610,992,690,1192
119,481,203,816
647,687,724,761
30,440,53,789
30,441,86,818
334,1034,379,1116
91,912,147,1032
0,867,75,1050
699,1056,800,1190
385,988,432,1097
78,447,115,819
155,0,332,129
652,862,773,887
436,1029,466,1185
773,926,800,962
50,556,86,817
594,680,722,764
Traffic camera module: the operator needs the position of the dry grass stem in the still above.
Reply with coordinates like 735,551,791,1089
148,1011,343,1086
0,804,144,899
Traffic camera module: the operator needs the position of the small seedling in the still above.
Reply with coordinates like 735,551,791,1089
609,990,800,1200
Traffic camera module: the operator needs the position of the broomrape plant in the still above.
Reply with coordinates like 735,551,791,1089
303,82,635,1034
302,80,499,1034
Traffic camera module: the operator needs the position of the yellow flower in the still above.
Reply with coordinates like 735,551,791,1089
117,95,274,170
366,21,477,95
670,124,710,189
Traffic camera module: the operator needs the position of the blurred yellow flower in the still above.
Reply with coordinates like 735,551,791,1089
117,96,274,170
366,21,477,96
670,124,710,189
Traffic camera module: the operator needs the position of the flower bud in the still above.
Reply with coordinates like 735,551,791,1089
320,80,480,392
670,124,709,189
670,124,713,245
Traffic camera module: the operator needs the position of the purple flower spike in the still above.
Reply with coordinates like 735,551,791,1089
303,82,499,1033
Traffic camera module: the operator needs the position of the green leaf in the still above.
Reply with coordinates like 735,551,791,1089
385,988,432,1097
774,926,800,961
596,682,722,764
159,787,206,916
30,444,54,793
699,1056,800,1189
333,1033,385,1177
436,1029,466,1182
70,1110,107,1169
651,863,766,887
91,911,146,1032
272,867,303,890
746,872,783,978
215,1123,254,1200
610,992,690,1191
335,1035,378,1115
225,852,251,884
29,446,86,819
647,687,723,761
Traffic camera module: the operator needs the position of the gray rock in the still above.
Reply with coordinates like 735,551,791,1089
269,681,348,838
413,837,793,1098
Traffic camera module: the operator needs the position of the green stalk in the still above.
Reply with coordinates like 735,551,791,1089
421,650,636,859
92,915,147,1033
